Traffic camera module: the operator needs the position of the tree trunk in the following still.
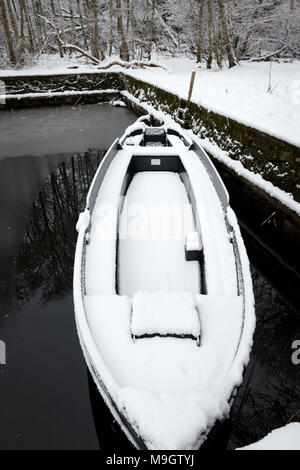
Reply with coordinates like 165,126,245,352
68,0,76,45
196,0,204,63
0,0,17,64
206,0,213,69
6,0,18,38
91,0,101,60
109,0,113,55
51,0,64,57
130,0,135,59
83,0,92,52
38,0,46,40
76,0,88,50
217,0,236,68
116,0,129,61
126,0,130,35
212,2,222,68
147,0,155,60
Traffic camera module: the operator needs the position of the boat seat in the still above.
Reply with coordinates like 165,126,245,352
131,291,201,343
185,231,203,262
143,128,167,147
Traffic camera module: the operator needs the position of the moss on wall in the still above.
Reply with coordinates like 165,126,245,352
1,71,125,95
1,70,299,201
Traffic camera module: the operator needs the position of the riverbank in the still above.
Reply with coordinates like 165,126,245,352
1,55,299,147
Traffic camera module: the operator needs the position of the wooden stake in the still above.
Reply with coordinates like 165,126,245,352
187,70,196,105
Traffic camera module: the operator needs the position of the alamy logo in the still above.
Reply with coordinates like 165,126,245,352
291,340,300,365
0,80,5,105
0,340,6,365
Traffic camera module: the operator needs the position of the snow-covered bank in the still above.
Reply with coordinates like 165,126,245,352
237,423,300,450
196,136,300,216
1,55,299,148
0,89,118,101
125,57,300,149
121,91,300,216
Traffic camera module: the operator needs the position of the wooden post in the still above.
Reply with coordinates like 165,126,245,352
177,70,196,127
187,70,196,106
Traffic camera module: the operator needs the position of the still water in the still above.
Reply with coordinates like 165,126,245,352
0,103,299,450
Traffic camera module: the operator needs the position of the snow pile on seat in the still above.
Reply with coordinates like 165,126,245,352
84,293,243,393
185,231,202,251
118,171,200,296
131,291,200,339
237,423,300,450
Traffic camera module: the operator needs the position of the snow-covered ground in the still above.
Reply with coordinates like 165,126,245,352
126,56,300,148
238,423,300,450
1,54,299,148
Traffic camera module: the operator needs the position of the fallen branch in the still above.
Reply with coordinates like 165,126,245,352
251,45,288,62
97,60,166,70
38,14,167,69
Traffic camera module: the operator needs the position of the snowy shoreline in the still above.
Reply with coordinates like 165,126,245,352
1,57,299,214
1,56,299,149
121,90,300,216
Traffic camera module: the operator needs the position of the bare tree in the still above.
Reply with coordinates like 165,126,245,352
0,0,17,64
116,0,129,61
196,0,204,63
91,0,100,59
217,0,236,67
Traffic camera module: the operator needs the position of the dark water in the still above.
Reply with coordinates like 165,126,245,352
0,104,299,450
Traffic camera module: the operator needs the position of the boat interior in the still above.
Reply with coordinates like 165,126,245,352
82,124,242,394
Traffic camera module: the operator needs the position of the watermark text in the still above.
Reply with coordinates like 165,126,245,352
291,340,300,365
0,340,6,365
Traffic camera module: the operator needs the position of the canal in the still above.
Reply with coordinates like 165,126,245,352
0,103,299,450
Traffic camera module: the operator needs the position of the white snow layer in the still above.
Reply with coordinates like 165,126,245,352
237,423,300,450
0,89,118,101
85,148,132,295
124,57,300,148
2,55,298,147
196,135,300,216
122,90,300,216
74,120,256,450
186,231,202,252
118,171,201,296
131,291,200,338
84,292,244,449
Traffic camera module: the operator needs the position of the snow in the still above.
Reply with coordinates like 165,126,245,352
84,291,244,449
237,423,300,450
0,53,100,77
180,148,237,296
124,56,300,148
122,91,300,216
76,209,90,233
197,135,300,216
186,231,202,252
2,54,299,147
111,100,127,107
0,89,118,101
85,148,132,295
131,291,200,339
74,117,256,450
118,171,200,296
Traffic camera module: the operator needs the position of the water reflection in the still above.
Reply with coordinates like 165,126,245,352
0,145,299,449
16,151,103,306
0,103,137,450
228,268,300,448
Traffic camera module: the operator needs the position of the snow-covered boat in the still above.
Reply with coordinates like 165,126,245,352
73,115,255,450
